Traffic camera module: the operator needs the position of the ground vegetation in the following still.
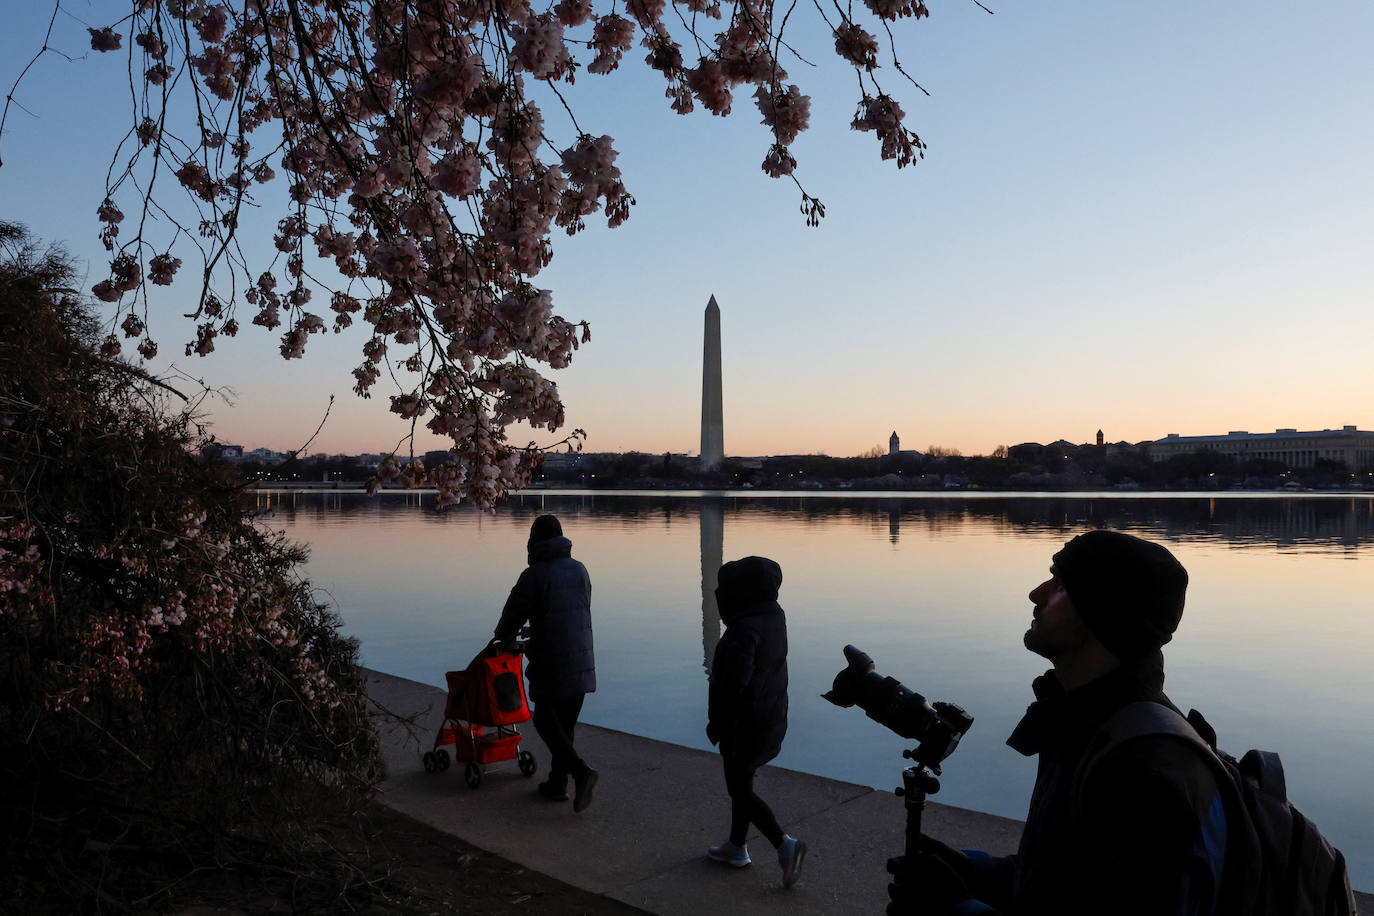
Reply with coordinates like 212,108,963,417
0,222,383,911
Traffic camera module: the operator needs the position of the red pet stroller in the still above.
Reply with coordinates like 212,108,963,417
422,638,538,788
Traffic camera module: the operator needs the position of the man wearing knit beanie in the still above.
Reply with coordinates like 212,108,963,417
494,514,599,812
1024,530,1188,680
892,530,1229,916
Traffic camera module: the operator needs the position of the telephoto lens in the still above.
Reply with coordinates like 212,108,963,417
822,645,973,765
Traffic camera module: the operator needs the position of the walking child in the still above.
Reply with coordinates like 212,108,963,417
705,556,806,887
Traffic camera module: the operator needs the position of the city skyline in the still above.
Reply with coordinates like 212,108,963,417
2,3,1371,459
220,421,1374,465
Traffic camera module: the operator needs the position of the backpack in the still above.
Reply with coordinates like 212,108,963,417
1078,701,1357,916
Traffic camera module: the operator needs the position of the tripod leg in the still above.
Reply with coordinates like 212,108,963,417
887,765,985,915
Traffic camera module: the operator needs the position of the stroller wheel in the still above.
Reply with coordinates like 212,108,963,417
464,763,482,789
518,750,537,777
434,748,450,771
422,751,437,774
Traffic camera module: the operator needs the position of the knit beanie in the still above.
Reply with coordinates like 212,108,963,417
1051,530,1188,661
528,514,563,543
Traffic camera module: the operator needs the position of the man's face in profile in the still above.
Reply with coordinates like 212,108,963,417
1024,574,1090,661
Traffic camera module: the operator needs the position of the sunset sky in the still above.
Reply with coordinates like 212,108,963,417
2,2,1371,458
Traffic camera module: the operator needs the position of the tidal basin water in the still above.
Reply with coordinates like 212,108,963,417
255,490,1374,888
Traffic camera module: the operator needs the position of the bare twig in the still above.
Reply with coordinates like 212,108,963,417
0,1,64,169
292,393,335,458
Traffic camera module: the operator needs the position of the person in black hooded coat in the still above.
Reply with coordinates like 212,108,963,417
494,514,599,812
705,556,807,888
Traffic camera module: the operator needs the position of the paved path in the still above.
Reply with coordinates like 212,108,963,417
366,669,1370,915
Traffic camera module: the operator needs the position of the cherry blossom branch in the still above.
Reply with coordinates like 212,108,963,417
53,0,959,508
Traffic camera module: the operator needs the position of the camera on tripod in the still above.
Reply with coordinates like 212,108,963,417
823,645,979,911
822,644,973,773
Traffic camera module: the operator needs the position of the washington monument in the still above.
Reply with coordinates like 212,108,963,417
700,295,724,470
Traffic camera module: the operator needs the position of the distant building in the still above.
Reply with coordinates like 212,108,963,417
539,451,621,471
423,449,454,468
541,451,582,470
201,443,243,461
1149,425,1374,470
885,431,922,458
1096,429,1104,447
242,447,285,464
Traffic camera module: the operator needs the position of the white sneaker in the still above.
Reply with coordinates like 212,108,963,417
708,841,751,868
778,835,806,888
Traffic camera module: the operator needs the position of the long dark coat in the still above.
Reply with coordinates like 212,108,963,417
494,536,595,703
707,556,789,771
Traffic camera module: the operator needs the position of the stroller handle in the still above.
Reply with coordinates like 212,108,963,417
486,625,530,656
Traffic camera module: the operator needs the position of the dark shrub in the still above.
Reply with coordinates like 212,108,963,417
0,223,379,910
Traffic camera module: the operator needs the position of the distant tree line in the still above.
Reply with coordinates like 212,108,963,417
231,440,1370,493
521,442,1368,492
237,452,369,482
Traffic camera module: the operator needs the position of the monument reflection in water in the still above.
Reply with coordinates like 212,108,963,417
253,490,1374,889
700,498,722,672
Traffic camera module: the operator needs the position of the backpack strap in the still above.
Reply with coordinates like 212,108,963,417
1073,700,1215,812
1074,701,1267,916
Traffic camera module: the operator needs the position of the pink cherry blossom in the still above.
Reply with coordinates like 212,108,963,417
135,29,166,59
834,23,880,70
554,0,594,27
851,93,926,167
761,143,797,177
755,83,811,146
686,59,732,115
512,13,573,80
89,27,122,52
148,253,181,285
860,0,929,21
589,15,636,74
195,5,228,44
97,199,124,225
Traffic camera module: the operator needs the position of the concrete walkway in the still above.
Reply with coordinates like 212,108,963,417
366,670,1370,915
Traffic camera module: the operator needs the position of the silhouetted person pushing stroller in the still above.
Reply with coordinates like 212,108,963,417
495,514,599,812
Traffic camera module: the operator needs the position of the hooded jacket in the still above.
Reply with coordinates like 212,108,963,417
494,535,595,703
707,556,789,770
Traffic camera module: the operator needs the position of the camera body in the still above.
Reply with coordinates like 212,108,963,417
822,644,973,772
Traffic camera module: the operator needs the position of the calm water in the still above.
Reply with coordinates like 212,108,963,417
254,490,1374,888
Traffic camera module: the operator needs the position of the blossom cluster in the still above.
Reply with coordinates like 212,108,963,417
0,523,52,629
2,367,353,720
852,94,928,168
8,502,349,716
84,0,941,508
